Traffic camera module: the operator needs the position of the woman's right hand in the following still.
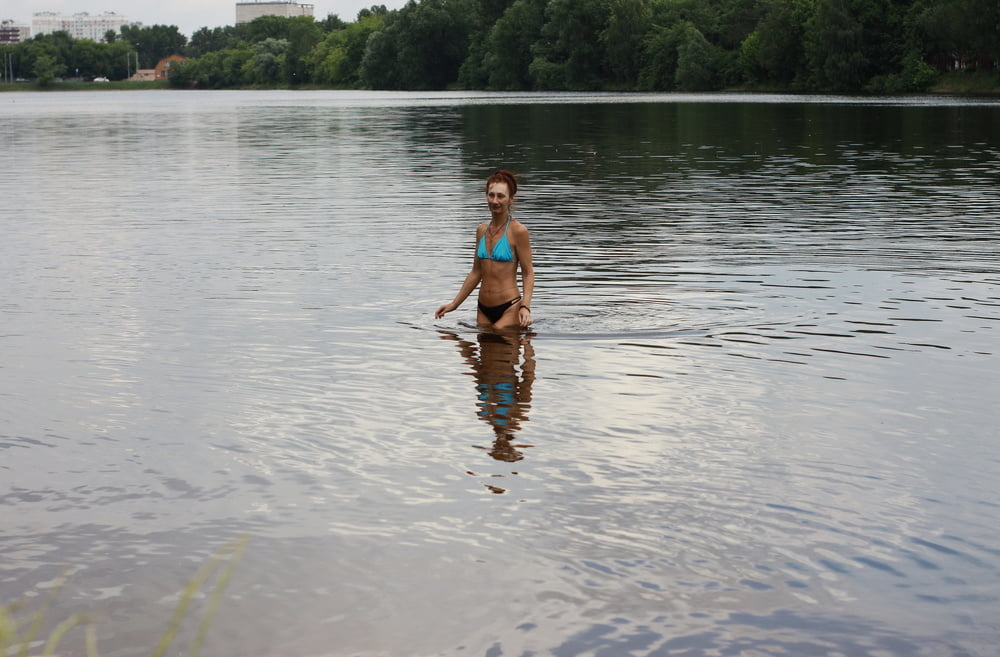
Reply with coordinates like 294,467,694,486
435,303,454,319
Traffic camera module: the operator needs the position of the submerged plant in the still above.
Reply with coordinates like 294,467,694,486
0,580,98,657
1,536,248,657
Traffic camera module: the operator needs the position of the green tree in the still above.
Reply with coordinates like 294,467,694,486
602,0,653,87
15,38,63,83
717,0,768,49
638,20,684,89
320,14,348,31
740,0,810,87
33,53,63,86
120,24,187,67
245,38,288,84
308,12,385,86
358,5,390,19
69,38,105,79
478,0,519,24
237,15,296,44
674,20,722,89
854,0,908,80
531,0,612,90
649,0,720,37
104,40,133,79
187,26,241,57
129,0,976,93
168,54,199,87
479,0,547,89
639,17,723,91
308,34,349,85
171,46,254,87
33,31,74,72
913,0,1000,70
803,0,868,90
865,47,937,91
359,17,401,88
739,29,765,82
712,0,768,85
281,16,323,84
395,0,475,89
457,39,490,87
898,49,937,88
0,45,11,81
456,0,517,88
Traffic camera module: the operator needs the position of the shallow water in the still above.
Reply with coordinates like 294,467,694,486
1,90,999,656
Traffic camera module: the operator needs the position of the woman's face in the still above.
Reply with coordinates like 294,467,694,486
487,181,513,217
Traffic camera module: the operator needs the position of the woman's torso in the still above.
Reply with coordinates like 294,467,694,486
477,220,520,304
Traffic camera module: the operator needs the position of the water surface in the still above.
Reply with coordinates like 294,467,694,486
1,90,999,656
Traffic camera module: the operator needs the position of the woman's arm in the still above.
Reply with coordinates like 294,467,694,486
436,225,485,319
514,223,534,327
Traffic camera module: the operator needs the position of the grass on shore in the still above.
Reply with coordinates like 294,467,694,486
0,536,247,657
0,80,170,92
1,71,997,94
930,71,1000,94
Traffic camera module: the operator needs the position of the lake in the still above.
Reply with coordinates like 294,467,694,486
1,89,998,657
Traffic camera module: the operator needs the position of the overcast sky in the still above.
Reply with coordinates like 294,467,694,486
5,1,409,38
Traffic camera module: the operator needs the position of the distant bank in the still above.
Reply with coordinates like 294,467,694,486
2,73,997,95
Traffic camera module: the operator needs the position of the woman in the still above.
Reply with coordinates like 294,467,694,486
436,170,534,330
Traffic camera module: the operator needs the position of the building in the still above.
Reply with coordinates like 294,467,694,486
127,56,187,82
155,55,186,80
32,11,138,41
236,1,314,25
129,68,156,82
1,19,31,44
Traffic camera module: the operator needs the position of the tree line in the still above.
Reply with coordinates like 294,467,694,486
3,0,997,92
1,24,187,84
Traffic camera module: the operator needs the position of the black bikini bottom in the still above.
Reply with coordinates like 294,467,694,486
478,296,521,323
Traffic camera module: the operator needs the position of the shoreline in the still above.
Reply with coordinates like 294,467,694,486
2,73,997,95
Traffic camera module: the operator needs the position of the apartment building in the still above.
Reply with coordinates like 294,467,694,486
32,11,137,41
236,1,315,25
1,19,30,44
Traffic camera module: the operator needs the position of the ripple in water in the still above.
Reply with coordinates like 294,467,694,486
1,91,998,657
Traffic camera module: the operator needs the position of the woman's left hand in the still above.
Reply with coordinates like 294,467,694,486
518,306,532,328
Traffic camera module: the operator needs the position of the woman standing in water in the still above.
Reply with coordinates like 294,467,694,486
436,170,534,330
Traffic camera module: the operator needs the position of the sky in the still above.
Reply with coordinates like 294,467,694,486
4,0,410,38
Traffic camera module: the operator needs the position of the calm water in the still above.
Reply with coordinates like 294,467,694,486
2,90,999,656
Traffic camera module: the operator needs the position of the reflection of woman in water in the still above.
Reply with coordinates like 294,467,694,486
440,331,535,462
435,170,534,330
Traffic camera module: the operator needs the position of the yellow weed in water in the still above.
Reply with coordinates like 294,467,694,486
1,536,247,657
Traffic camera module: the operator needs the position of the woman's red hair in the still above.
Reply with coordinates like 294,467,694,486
486,170,518,197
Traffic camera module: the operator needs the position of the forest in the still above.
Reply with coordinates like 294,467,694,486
2,0,997,93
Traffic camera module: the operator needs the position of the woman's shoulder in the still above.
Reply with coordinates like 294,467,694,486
510,219,530,237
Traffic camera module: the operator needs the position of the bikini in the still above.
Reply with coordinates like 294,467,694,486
477,218,514,263
477,218,521,323
478,297,522,323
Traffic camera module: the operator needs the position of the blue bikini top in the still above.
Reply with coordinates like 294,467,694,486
477,219,514,262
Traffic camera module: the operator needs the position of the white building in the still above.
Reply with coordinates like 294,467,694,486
0,19,31,44
236,1,314,24
32,11,137,41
